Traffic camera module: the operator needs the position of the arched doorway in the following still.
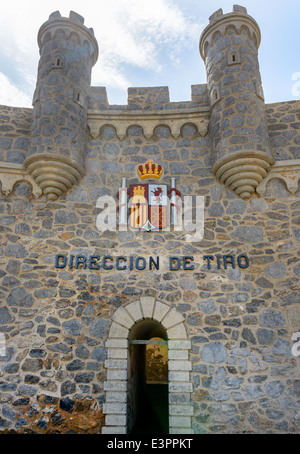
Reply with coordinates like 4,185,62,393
128,320,169,434
102,297,194,434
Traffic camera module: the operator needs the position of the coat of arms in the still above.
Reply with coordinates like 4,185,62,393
117,160,181,231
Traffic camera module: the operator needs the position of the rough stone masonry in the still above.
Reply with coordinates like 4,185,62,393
0,5,299,434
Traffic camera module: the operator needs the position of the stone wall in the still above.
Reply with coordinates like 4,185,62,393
0,106,31,164
1,98,300,166
0,5,300,435
266,101,300,161
0,113,299,433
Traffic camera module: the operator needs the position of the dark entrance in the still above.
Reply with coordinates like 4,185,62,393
127,320,169,434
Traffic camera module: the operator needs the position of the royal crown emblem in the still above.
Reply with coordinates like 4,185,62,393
117,159,181,231
137,160,163,180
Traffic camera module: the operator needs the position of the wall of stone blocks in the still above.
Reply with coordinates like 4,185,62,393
266,101,300,161
1,4,300,435
0,106,31,164
0,104,299,433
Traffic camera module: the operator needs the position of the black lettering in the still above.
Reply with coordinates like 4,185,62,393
129,256,134,271
203,255,214,269
149,256,159,270
169,256,180,270
223,255,235,269
103,256,113,270
136,257,146,270
116,256,126,270
75,255,87,269
237,254,249,269
89,255,100,270
55,254,67,268
183,256,194,270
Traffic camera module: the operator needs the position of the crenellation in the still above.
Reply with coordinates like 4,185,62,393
49,11,61,20
191,84,209,105
128,86,170,105
69,10,85,25
38,11,98,65
233,5,248,14
87,84,209,114
87,87,109,110
209,8,223,24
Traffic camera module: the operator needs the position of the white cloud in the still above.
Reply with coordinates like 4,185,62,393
0,1,296,105
0,73,32,108
0,0,201,98
92,64,132,93
92,0,200,73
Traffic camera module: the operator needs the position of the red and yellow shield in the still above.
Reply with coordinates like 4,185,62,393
129,184,168,230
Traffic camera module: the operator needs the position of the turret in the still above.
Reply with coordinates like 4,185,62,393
200,5,274,199
25,11,98,201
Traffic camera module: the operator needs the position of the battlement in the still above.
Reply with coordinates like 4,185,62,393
0,6,298,203
200,4,261,60
38,10,98,65
86,84,210,141
209,5,248,23
87,84,209,111
48,10,88,26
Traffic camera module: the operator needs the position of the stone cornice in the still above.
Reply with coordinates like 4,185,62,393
38,12,99,65
0,162,42,198
256,159,300,196
0,158,300,199
199,9,261,60
212,151,274,200
87,107,210,140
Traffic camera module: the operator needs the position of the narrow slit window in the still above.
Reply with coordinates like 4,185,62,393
211,87,220,106
74,90,84,107
53,55,64,68
228,49,240,65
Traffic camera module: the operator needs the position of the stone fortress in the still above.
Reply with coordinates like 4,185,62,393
0,5,299,434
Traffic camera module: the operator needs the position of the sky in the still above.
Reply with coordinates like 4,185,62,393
0,0,299,107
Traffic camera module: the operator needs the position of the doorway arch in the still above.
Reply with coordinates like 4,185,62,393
102,297,194,434
128,319,169,434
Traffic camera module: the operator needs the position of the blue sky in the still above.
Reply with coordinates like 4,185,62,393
0,0,299,107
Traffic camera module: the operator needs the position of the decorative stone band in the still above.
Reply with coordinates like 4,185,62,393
38,11,98,66
87,108,210,140
256,159,300,196
212,151,274,200
0,162,42,198
25,154,84,201
199,8,261,60
1,157,299,201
